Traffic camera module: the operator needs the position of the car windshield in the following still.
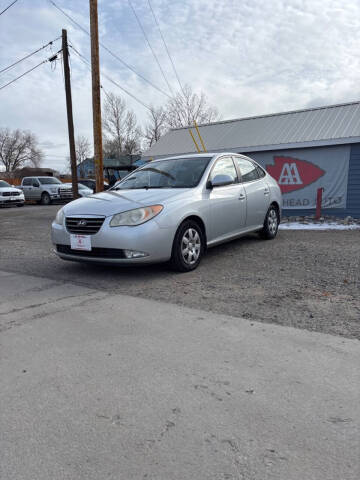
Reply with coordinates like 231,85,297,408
0,180,11,188
114,157,212,190
38,177,62,185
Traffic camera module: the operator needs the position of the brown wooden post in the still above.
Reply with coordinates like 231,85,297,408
89,0,104,192
62,29,79,199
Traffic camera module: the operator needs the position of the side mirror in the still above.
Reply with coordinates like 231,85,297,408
208,174,234,188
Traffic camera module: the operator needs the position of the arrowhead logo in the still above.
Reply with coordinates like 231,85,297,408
266,156,325,193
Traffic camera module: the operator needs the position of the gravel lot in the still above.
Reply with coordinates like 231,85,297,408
1,204,359,339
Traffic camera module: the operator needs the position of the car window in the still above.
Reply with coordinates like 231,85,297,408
22,178,32,186
210,157,238,183
234,157,259,182
38,177,62,185
256,165,266,178
116,157,212,189
0,180,11,188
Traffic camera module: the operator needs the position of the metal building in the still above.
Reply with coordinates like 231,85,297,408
142,101,360,218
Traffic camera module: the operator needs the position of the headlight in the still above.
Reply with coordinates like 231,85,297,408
110,205,163,227
50,187,58,193
54,208,64,225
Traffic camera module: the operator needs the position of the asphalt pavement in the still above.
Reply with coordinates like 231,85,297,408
0,204,359,338
1,269,359,480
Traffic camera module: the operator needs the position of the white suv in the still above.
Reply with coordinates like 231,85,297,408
0,180,25,207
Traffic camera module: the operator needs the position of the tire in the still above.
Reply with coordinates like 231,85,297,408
259,205,279,239
41,192,51,205
171,220,204,272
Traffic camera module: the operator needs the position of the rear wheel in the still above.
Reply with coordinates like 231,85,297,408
171,220,204,272
260,205,279,239
41,192,51,205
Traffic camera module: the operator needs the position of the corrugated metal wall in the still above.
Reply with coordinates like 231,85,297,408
346,144,360,218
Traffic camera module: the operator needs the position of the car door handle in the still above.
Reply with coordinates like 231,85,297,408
239,193,246,200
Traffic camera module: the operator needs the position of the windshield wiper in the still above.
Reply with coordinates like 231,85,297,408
114,186,167,190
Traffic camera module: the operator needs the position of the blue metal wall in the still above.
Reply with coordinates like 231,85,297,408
345,143,360,218
247,143,360,218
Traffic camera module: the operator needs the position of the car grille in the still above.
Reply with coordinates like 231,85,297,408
56,244,125,259
2,191,20,197
59,188,73,198
65,216,105,234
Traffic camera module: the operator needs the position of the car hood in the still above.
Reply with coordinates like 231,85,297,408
63,188,189,216
0,187,23,194
64,182,92,193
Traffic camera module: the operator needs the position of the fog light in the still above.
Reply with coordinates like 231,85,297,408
123,250,148,259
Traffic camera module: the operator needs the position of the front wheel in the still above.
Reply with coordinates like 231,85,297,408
171,220,204,272
41,192,51,205
259,205,279,239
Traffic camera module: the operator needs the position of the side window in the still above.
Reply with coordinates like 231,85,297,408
22,178,31,186
210,157,237,184
32,179,40,187
256,165,266,178
234,157,259,182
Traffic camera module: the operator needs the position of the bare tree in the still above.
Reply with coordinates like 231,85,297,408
74,135,91,177
123,110,142,155
165,84,219,129
102,92,141,158
0,128,43,172
143,106,167,149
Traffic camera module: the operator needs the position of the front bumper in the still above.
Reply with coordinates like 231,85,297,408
0,197,25,206
52,216,175,264
50,193,73,201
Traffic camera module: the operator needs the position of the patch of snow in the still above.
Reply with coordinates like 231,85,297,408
279,222,360,231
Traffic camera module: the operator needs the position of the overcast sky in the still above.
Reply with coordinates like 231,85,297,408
1,0,360,172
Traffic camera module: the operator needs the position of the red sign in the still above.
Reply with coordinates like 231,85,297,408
266,156,325,193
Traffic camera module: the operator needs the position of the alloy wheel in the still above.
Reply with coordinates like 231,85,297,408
268,208,278,235
181,228,201,265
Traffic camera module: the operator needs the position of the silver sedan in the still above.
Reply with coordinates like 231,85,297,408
52,153,282,271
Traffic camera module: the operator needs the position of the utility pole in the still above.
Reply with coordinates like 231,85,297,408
89,0,104,192
62,29,79,199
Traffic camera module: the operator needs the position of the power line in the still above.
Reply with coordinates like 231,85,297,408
0,52,60,91
48,0,171,99
0,59,48,91
147,0,185,98
0,37,61,75
69,44,152,111
128,0,173,96
101,71,152,111
0,0,19,17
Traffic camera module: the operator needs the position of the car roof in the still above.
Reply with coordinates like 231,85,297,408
150,152,242,163
23,176,57,179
